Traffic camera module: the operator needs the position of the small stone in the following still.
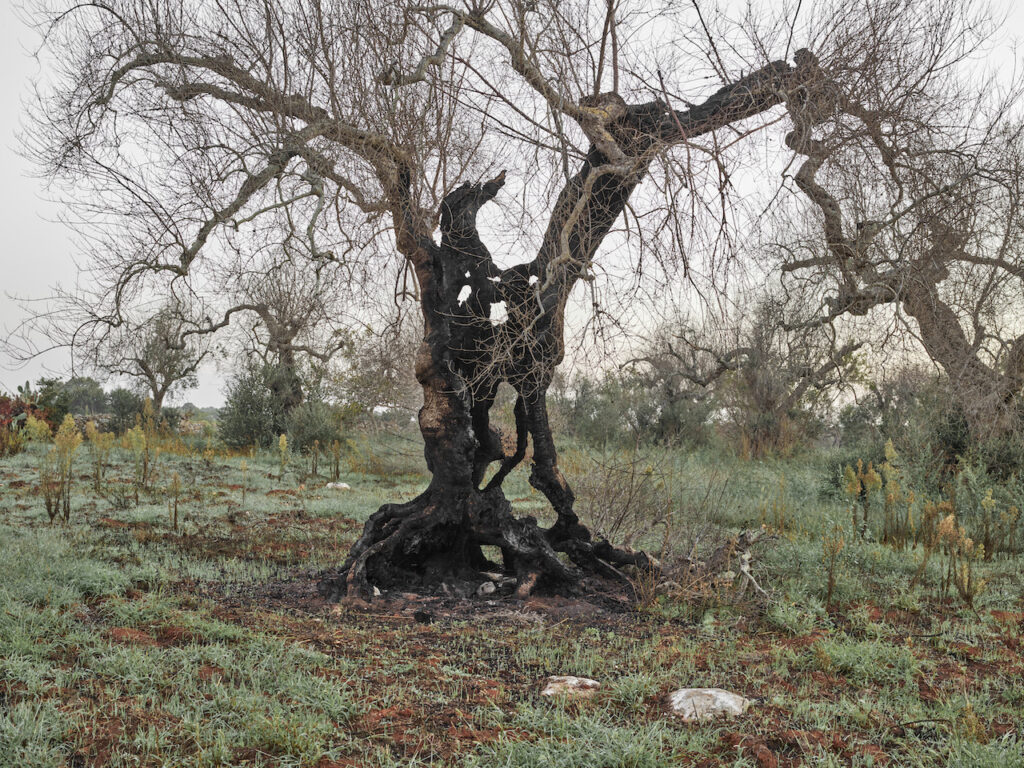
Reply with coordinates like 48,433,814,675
540,675,601,698
325,482,351,490
476,581,497,596
373,586,382,597
667,688,751,721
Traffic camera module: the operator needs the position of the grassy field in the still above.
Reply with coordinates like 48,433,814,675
1,429,1023,767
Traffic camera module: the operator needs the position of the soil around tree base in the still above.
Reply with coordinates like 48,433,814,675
316,485,654,604
194,566,642,626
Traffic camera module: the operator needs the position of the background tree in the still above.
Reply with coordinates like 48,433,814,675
334,313,423,423
107,388,145,434
770,0,1024,443
90,303,208,414
221,257,352,414
838,364,942,448
637,294,862,457
218,362,289,450
34,376,107,421
22,0,1016,601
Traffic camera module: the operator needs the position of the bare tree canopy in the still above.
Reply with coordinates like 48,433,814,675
19,0,1023,600
215,256,353,411
633,291,862,456
766,2,1024,439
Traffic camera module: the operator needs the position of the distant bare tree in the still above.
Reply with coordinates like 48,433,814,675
97,303,208,414
19,0,1016,600
220,258,351,412
635,293,861,456
8,294,207,415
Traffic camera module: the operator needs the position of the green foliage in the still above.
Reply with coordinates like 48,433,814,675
0,699,70,768
2,415,1024,767
35,376,108,421
218,364,289,448
37,415,83,524
83,420,114,491
286,399,345,454
468,708,704,768
23,415,52,444
158,405,183,432
0,394,39,457
0,423,26,458
125,400,161,491
0,526,129,607
552,373,712,448
108,388,145,433
823,442,888,499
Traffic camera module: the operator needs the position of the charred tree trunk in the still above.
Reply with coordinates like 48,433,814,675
319,55,822,603
320,165,653,603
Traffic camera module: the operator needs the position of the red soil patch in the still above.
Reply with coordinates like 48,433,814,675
155,624,199,645
198,665,225,682
107,627,158,646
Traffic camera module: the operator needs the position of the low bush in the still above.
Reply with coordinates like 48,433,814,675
286,400,344,454
218,364,289,449
108,388,145,434
0,395,43,458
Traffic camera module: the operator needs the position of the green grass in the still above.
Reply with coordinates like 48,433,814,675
0,430,1022,766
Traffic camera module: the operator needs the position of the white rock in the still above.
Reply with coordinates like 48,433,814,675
540,675,601,698
668,688,751,721
372,586,382,597
476,581,497,596
325,482,351,490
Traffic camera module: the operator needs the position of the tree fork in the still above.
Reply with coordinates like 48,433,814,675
319,171,655,603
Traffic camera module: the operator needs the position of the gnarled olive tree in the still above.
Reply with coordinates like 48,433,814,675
212,258,353,412
767,0,1024,442
23,0,983,600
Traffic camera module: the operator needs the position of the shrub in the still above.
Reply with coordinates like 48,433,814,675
23,415,52,444
40,415,82,524
218,364,288,449
552,373,712,448
286,400,344,454
108,388,145,433
159,406,183,433
35,376,107,421
0,425,25,458
573,444,675,551
0,395,41,457
84,420,115,491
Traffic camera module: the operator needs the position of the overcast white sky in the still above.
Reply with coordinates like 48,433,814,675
0,3,229,404
0,5,74,398
2,1,1024,407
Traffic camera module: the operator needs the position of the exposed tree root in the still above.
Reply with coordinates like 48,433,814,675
318,484,656,603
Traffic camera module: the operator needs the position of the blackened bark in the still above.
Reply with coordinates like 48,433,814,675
320,54,821,603
320,168,652,602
